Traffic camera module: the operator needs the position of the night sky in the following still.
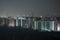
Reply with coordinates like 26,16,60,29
0,0,60,17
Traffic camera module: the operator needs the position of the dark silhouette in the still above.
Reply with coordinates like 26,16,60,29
0,26,59,40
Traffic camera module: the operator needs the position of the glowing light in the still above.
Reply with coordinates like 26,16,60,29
40,16,43,18
57,24,60,31
8,20,14,27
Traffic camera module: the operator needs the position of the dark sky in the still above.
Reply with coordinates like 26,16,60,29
0,0,60,17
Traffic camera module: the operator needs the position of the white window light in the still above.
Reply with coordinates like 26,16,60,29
18,17,26,19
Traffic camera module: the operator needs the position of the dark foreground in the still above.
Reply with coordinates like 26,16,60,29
0,26,60,40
